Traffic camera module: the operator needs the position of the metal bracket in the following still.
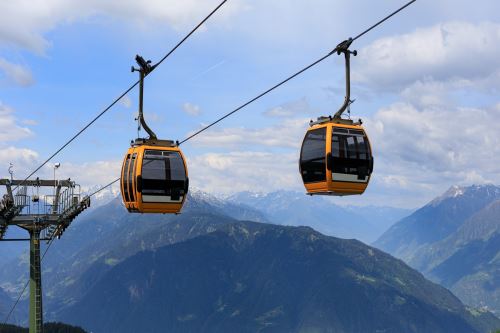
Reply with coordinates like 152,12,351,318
309,116,363,127
131,138,177,148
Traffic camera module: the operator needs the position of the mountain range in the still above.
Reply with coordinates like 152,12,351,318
59,221,499,333
0,286,12,318
0,189,406,303
0,187,498,332
228,190,410,243
0,227,27,269
375,184,500,315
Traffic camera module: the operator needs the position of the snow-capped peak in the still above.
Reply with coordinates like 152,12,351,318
449,185,465,198
188,187,225,206
430,184,500,207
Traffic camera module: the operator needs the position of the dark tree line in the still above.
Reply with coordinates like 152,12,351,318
0,322,86,333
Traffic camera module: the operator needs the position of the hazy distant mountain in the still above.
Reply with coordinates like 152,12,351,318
345,205,413,237
375,184,500,315
0,285,27,326
83,185,118,208
228,190,410,243
412,199,500,315
189,190,269,223
0,227,28,268
59,221,499,333
375,184,500,259
0,286,12,318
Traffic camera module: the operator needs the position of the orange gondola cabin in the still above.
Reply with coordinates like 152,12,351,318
121,55,189,213
300,117,372,195
121,139,188,213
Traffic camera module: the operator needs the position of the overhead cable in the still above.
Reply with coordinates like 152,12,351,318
179,0,417,144
13,0,228,191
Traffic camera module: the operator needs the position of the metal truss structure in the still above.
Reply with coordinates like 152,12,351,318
0,179,90,333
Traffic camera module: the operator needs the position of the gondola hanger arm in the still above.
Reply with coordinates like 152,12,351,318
132,55,158,140
332,39,357,120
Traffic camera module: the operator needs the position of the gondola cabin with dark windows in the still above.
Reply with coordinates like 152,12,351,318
120,54,189,214
300,117,373,196
299,38,374,196
121,139,188,214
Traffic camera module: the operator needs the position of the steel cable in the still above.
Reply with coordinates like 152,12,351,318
179,0,417,144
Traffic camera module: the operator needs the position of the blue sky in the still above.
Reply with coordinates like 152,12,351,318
0,0,499,208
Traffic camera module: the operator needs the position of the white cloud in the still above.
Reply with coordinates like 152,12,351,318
187,100,315,149
364,102,500,195
188,151,301,194
0,157,121,201
0,155,120,188
399,79,452,108
0,147,38,170
0,58,34,86
0,0,244,54
16,160,122,194
182,102,201,116
50,160,122,191
0,146,38,188
355,21,500,91
0,103,34,142
187,118,309,148
263,97,311,118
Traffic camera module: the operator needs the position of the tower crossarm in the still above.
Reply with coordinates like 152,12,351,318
0,179,89,240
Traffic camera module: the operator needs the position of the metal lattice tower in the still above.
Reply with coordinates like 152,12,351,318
0,178,90,333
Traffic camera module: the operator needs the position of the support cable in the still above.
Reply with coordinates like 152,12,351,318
13,0,228,192
179,0,416,144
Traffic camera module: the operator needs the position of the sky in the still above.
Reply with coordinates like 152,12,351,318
0,0,499,208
